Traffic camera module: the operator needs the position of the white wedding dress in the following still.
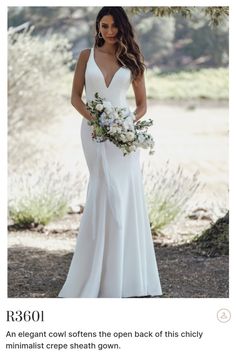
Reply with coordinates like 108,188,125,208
58,47,162,298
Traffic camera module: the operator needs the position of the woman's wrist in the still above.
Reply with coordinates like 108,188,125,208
133,105,147,122
133,109,138,122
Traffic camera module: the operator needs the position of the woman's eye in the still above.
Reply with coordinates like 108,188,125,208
101,24,117,29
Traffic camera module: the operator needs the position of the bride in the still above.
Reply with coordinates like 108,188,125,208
58,7,162,298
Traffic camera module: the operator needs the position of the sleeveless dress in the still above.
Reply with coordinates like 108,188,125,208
58,47,162,298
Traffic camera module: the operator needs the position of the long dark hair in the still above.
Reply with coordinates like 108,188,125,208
95,7,146,81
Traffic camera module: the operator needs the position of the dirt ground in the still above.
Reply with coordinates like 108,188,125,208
8,244,228,299
8,213,228,299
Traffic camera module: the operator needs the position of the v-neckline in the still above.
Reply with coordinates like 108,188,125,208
92,47,123,89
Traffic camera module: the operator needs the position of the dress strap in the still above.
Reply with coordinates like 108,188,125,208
86,47,93,67
89,46,94,64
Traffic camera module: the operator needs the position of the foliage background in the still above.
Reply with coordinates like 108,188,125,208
8,6,229,70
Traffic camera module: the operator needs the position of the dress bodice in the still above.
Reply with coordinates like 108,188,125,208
85,46,132,107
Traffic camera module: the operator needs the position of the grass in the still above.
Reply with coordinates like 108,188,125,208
8,161,76,228
127,67,228,100
143,161,202,234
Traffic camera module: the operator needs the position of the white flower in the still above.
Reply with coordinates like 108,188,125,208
126,132,135,141
109,125,119,134
95,103,103,111
127,122,135,131
103,101,113,114
129,145,136,152
109,113,117,121
111,125,122,133
123,121,129,130
138,134,145,143
124,115,135,131
126,114,134,123
105,107,112,114
103,101,112,109
122,107,131,117
120,134,126,142
141,141,149,148
99,112,109,126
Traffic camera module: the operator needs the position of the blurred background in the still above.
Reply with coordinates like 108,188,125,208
7,7,229,297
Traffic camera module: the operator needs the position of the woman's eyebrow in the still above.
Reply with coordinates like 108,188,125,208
101,22,115,25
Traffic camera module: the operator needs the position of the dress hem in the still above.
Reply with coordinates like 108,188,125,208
57,293,163,299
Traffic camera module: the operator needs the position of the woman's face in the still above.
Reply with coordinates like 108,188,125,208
99,15,119,44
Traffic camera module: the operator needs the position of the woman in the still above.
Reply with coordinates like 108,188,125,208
58,7,162,298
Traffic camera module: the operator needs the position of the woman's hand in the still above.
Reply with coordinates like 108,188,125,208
88,113,96,122
133,113,138,123
132,110,140,123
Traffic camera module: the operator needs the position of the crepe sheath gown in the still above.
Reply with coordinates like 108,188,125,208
58,47,162,298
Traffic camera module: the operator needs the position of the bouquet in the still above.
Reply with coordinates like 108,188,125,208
86,92,155,156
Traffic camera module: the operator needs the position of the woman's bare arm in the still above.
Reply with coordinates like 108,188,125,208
71,49,95,121
132,74,147,122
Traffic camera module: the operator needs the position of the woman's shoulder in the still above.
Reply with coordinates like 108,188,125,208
77,48,92,67
79,48,92,60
